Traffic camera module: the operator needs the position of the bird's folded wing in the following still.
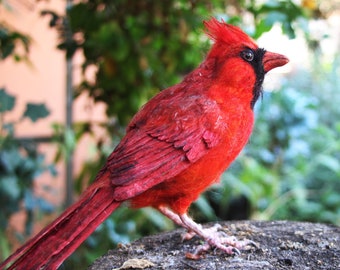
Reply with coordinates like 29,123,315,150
102,91,224,201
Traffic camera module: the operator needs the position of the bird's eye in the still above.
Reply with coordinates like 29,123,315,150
241,49,254,62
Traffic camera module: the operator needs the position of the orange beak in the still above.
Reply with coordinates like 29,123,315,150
263,51,289,73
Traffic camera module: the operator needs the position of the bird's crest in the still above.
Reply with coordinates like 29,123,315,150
204,18,256,47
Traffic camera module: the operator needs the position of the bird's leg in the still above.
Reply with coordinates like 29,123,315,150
157,205,184,227
179,213,258,256
157,206,196,240
158,206,257,256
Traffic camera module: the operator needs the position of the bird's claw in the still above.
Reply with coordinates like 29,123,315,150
181,223,222,241
184,223,258,259
181,230,197,241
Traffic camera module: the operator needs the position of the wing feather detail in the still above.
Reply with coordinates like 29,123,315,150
104,87,225,201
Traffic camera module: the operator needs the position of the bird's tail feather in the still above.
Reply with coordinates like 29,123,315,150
0,180,120,270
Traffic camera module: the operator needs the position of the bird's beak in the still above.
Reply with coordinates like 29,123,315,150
263,51,289,73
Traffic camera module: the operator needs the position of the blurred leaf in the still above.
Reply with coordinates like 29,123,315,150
2,123,14,135
0,24,30,61
0,91,56,237
253,18,274,39
64,128,76,153
193,195,216,221
0,149,22,174
0,175,20,202
47,164,58,177
23,103,50,122
0,88,16,113
316,155,340,174
40,10,60,28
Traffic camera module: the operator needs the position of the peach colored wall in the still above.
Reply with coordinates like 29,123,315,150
0,0,107,214
0,0,65,136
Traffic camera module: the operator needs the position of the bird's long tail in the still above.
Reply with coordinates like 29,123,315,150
0,175,120,270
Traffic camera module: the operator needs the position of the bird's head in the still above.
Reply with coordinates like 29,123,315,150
204,18,289,108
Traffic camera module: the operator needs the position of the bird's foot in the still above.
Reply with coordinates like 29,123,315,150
181,223,221,241
179,214,258,258
157,206,257,259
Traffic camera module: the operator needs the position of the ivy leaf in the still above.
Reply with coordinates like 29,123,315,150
0,175,20,202
23,103,50,122
0,88,16,113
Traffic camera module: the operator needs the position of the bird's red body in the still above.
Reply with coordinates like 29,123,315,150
0,18,288,269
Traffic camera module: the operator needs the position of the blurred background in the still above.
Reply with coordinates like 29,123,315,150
0,0,339,268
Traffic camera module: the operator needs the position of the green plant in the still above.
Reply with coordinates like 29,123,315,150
0,88,56,260
42,0,308,126
0,22,30,61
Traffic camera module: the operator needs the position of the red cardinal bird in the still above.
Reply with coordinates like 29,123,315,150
0,18,288,269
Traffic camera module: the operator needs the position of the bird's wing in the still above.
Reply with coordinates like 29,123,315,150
104,87,225,201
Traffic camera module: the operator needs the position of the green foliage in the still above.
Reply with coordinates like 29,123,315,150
66,1,216,125
42,0,307,127
51,122,85,163
0,88,15,112
0,24,30,61
22,103,50,122
248,0,305,38
269,59,340,224
0,88,55,260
